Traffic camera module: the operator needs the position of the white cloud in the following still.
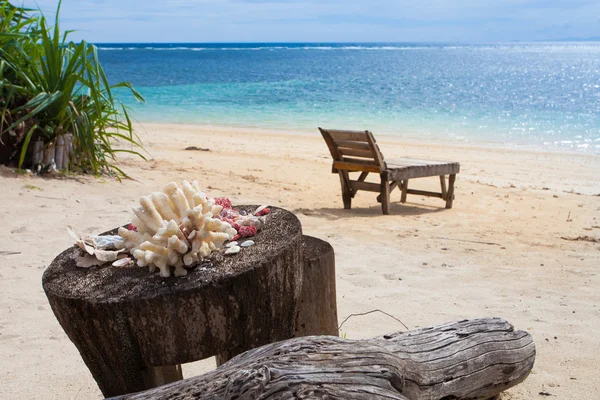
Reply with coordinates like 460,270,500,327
18,0,600,42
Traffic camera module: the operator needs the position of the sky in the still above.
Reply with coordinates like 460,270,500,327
20,0,600,43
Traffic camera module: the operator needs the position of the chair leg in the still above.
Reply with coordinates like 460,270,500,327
400,179,409,203
376,181,399,203
440,175,447,200
381,179,390,215
338,173,352,209
445,174,456,209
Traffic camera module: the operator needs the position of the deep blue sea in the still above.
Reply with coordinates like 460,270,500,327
98,42,600,152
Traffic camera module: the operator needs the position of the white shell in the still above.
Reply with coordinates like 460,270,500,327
112,257,134,267
226,241,239,248
224,246,241,255
74,252,104,268
240,240,255,247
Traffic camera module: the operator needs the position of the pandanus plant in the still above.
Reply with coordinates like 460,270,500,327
0,0,145,177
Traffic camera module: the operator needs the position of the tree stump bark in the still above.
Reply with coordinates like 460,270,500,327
43,206,320,397
110,317,535,400
216,235,339,366
294,235,338,337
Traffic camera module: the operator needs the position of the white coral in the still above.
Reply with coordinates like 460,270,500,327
118,181,237,277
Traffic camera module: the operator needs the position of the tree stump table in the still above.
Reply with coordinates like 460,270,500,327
42,206,338,397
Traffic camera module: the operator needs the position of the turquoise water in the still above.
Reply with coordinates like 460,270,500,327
98,43,600,152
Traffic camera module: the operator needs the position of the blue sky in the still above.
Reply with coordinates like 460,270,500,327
22,0,600,43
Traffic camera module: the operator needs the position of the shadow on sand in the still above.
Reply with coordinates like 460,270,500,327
294,201,445,220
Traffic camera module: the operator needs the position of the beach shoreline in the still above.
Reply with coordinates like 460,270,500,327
134,121,600,157
1,122,599,398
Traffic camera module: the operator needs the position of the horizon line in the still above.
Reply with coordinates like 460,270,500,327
90,40,600,45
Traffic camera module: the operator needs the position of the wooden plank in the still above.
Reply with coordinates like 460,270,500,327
319,127,343,162
350,181,381,192
333,161,381,173
326,129,369,142
334,140,372,151
406,189,443,198
366,131,387,171
357,172,369,182
386,163,460,181
386,157,458,166
338,147,376,159
341,157,379,166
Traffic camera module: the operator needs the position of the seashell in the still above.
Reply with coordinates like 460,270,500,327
112,257,134,267
224,245,241,255
237,215,265,230
93,249,124,262
68,227,126,264
240,240,255,247
92,235,125,250
226,241,239,248
73,252,105,268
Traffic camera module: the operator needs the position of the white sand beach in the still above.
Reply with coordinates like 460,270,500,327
1,123,599,399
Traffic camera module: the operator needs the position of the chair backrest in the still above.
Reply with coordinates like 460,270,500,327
318,128,386,173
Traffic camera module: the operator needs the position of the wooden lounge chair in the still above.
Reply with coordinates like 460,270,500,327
319,128,460,214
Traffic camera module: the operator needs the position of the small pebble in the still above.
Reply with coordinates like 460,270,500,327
225,246,241,255
226,241,238,248
241,240,255,247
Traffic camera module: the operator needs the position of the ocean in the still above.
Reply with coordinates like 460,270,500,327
98,43,600,152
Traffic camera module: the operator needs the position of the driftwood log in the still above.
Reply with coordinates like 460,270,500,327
113,317,535,400
43,207,338,397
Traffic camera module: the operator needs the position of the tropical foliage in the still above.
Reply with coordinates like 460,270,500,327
0,1,145,176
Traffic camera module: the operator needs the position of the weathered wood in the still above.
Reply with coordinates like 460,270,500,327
381,178,391,214
406,188,444,198
440,175,447,200
366,130,387,171
338,171,352,209
446,173,456,209
217,235,339,366
377,180,400,203
338,147,375,159
334,139,372,151
350,180,381,192
112,317,535,400
341,156,380,166
43,207,306,397
357,171,369,182
401,179,409,203
384,158,460,181
142,366,183,389
294,236,338,337
333,160,382,173
319,128,460,214
327,129,370,142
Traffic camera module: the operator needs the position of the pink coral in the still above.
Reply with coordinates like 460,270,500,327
238,225,257,238
215,197,232,209
255,207,270,216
